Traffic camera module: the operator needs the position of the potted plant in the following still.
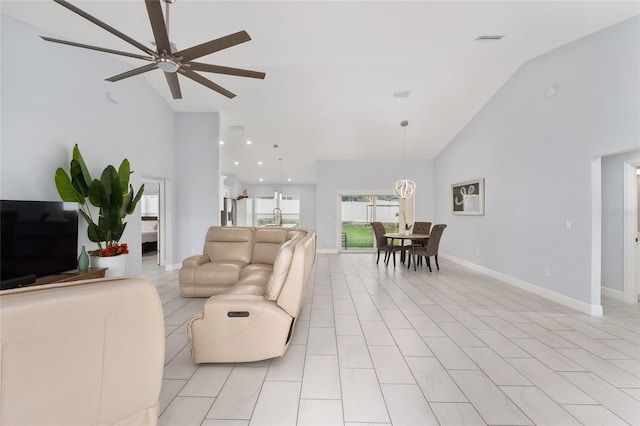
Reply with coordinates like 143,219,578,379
54,144,144,276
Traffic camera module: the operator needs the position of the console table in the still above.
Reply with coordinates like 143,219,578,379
30,267,108,286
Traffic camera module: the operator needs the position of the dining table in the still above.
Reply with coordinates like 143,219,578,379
383,232,430,268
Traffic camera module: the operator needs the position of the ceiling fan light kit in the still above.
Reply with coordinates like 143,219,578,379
393,120,416,199
41,0,265,99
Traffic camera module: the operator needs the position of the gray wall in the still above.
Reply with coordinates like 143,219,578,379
316,159,435,250
244,184,317,231
1,15,223,271
1,14,176,275
174,113,221,263
434,17,640,305
601,150,640,292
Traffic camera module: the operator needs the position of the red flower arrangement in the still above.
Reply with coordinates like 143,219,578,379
88,241,129,257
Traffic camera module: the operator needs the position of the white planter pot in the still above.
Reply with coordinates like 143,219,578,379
90,254,127,277
403,230,411,236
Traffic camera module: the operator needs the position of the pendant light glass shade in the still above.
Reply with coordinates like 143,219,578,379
393,120,415,199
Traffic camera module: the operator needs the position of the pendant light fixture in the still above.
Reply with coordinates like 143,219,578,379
393,120,416,199
273,144,283,200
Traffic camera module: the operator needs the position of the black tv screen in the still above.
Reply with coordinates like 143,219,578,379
1,200,78,288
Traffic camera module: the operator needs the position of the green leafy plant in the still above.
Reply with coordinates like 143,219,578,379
54,144,144,255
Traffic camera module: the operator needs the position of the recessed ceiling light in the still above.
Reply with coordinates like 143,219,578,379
230,125,245,131
258,161,263,165
259,178,264,181
234,161,239,165
475,35,504,42
287,178,292,182
246,140,252,145
219,140,224,145
394,91,410,98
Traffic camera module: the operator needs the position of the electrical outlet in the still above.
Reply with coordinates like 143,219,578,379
565,220,572,231
544,267,550,277
475,249,480,257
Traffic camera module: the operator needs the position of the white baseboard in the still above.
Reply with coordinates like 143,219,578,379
601,286,625,301
317,249,339,254
164,263,181,272
440,253,603,317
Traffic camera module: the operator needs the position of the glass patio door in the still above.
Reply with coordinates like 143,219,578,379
340,194,399,250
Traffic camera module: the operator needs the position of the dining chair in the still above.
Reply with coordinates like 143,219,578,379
412,224,447,272
371,222,407,267
409,221,431,267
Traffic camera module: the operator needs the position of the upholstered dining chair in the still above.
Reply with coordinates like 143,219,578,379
412,224,447,272
409,221,431,267
371,222,407,266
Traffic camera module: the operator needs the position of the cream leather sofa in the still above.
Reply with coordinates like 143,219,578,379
0,277,165,426
184,226,316,363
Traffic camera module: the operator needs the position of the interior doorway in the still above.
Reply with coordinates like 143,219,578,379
141,178,166,266
623,161,640,303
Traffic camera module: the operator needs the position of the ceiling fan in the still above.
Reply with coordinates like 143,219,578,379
41,0,266,99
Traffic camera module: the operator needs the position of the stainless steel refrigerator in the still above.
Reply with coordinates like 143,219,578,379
221,197,236,226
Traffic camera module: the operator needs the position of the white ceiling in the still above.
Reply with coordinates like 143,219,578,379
2,1,639,185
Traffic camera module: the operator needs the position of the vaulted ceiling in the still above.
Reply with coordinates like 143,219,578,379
2,1,638,184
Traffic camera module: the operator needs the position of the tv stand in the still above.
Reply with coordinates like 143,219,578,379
29,267,108,286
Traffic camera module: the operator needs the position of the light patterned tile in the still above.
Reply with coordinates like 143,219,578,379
369,346,415,384
562,405,629,426
500,386,581,425
431,402,486,425
250,381,300,426
341,368,390,423
381,384,439,425
337,335,373,368
424,337,478,370
406,357,467,402
301,355,341,399
448,370,532,425
206,367,268,420
560,372,640,425
159,396,214,426
297,399,344,426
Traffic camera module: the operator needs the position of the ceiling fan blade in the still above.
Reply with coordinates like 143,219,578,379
53,0,156,56
40,36,154,61
106,63,159,82
187,62,266,79
174,31,252,62
145,0,171,55
179,69,236,99
164,72,182,99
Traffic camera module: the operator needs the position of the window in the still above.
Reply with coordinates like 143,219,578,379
255,195,300,227
340,195,399,249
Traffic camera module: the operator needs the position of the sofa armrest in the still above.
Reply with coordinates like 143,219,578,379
187,295,293,363
0,277,165,426
182,254,211,267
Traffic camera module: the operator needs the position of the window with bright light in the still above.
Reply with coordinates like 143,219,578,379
255,195,300,227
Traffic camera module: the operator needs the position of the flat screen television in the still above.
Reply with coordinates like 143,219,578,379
1,200,78,290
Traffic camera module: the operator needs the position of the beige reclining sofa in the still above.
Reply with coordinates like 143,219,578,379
0,277,165,426
181,226,316,363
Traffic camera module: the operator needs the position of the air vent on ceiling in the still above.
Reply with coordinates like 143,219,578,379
394,91,411,98
475,35,504,42
230,125,245,131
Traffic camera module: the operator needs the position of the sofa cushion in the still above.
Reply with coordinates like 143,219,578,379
264,239,296,300
203,227,253,264
194,261,245,287
251,228,288,265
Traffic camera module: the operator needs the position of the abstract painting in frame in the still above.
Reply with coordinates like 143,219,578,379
452,178,485,215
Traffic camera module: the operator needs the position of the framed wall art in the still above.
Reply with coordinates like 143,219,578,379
452,178,485,215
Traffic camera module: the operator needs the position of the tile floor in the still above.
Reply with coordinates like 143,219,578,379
141,252,640,426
